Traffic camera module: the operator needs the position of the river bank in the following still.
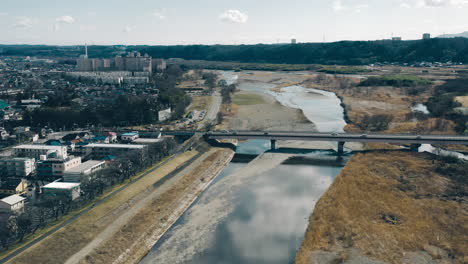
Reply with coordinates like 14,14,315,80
5,142,234,264
74,146,234,264
295,151,468,264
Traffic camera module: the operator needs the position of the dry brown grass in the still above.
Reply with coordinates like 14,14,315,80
455,96,468,107
295,151,467,264
7,152,198,264
187,96,212,113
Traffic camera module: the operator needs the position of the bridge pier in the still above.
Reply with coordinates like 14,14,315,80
410,143,421,152
271,139,277,150
337,141,345,155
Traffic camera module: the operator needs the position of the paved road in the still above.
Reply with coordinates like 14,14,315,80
199,91,221,129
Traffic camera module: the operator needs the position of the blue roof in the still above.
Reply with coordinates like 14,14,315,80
92,136,108,140
122,132,138,136
101,155,117,160
0,100,9,110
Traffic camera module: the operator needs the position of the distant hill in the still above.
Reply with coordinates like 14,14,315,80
2,38,468,65
438,31,468,38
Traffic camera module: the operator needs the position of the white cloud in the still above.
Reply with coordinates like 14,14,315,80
333,0,345,11
152,9,166,20
123,25,132,33
56,15,75,24
52,24,60,32
14,17,33,28
416,0,468,7
333,1,370,12
354,4,369,12
400,2,412,8
219,10,248,24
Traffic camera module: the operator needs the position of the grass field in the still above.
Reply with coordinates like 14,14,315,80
232,93,265,105
296,151,467,264
187,96,212,113
6,151,198,264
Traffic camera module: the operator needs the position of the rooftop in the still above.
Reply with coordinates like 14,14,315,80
65,160,105,173
84,144,146,149
122,132,138,136
0,100,9,110
42,182,80,190
14,144,65,150
1,194,25,205
133,138,163,143
0,157,34,162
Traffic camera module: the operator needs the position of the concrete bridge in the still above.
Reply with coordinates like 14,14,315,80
162,130,468,154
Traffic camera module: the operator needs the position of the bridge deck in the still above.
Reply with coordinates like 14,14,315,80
163,131,468,145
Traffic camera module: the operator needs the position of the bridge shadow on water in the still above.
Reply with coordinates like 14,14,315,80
232,147,351,166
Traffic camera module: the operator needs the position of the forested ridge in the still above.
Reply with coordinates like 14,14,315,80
2,37,468,65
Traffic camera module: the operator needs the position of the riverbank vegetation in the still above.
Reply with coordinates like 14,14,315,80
426,78,468,134
358,74,432,87
295,151,468,264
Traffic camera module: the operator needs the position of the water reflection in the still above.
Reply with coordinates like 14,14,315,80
140,160,342,264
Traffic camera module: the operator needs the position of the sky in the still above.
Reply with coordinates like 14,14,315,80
0,0,467,45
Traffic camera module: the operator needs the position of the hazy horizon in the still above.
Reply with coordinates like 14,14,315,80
1,0,467,45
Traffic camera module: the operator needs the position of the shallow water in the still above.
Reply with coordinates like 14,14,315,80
139,71,348,264
140,148,343,264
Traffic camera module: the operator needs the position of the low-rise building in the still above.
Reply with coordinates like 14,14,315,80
80,143,146,157
121,132,139,142
0,179,28,196
63,160,106,182
36,156,82,178
158,108,171,122
0,157,35,177
0,195,25,214
13,144,68,159
42,182,81,201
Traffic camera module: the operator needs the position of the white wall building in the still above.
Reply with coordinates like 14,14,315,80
0,195,25,214
13,145,68,159
80,143,146,157
158,108,172,122
42,182,81,201
63,160,106,182
0,157,35,177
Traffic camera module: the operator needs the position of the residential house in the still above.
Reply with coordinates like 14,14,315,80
0,179,28,196
121,132,139,142
0,195,25,214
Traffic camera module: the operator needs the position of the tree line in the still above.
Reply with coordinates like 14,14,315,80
3,38,468,65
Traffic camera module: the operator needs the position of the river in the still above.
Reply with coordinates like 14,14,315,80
140,71,348,264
